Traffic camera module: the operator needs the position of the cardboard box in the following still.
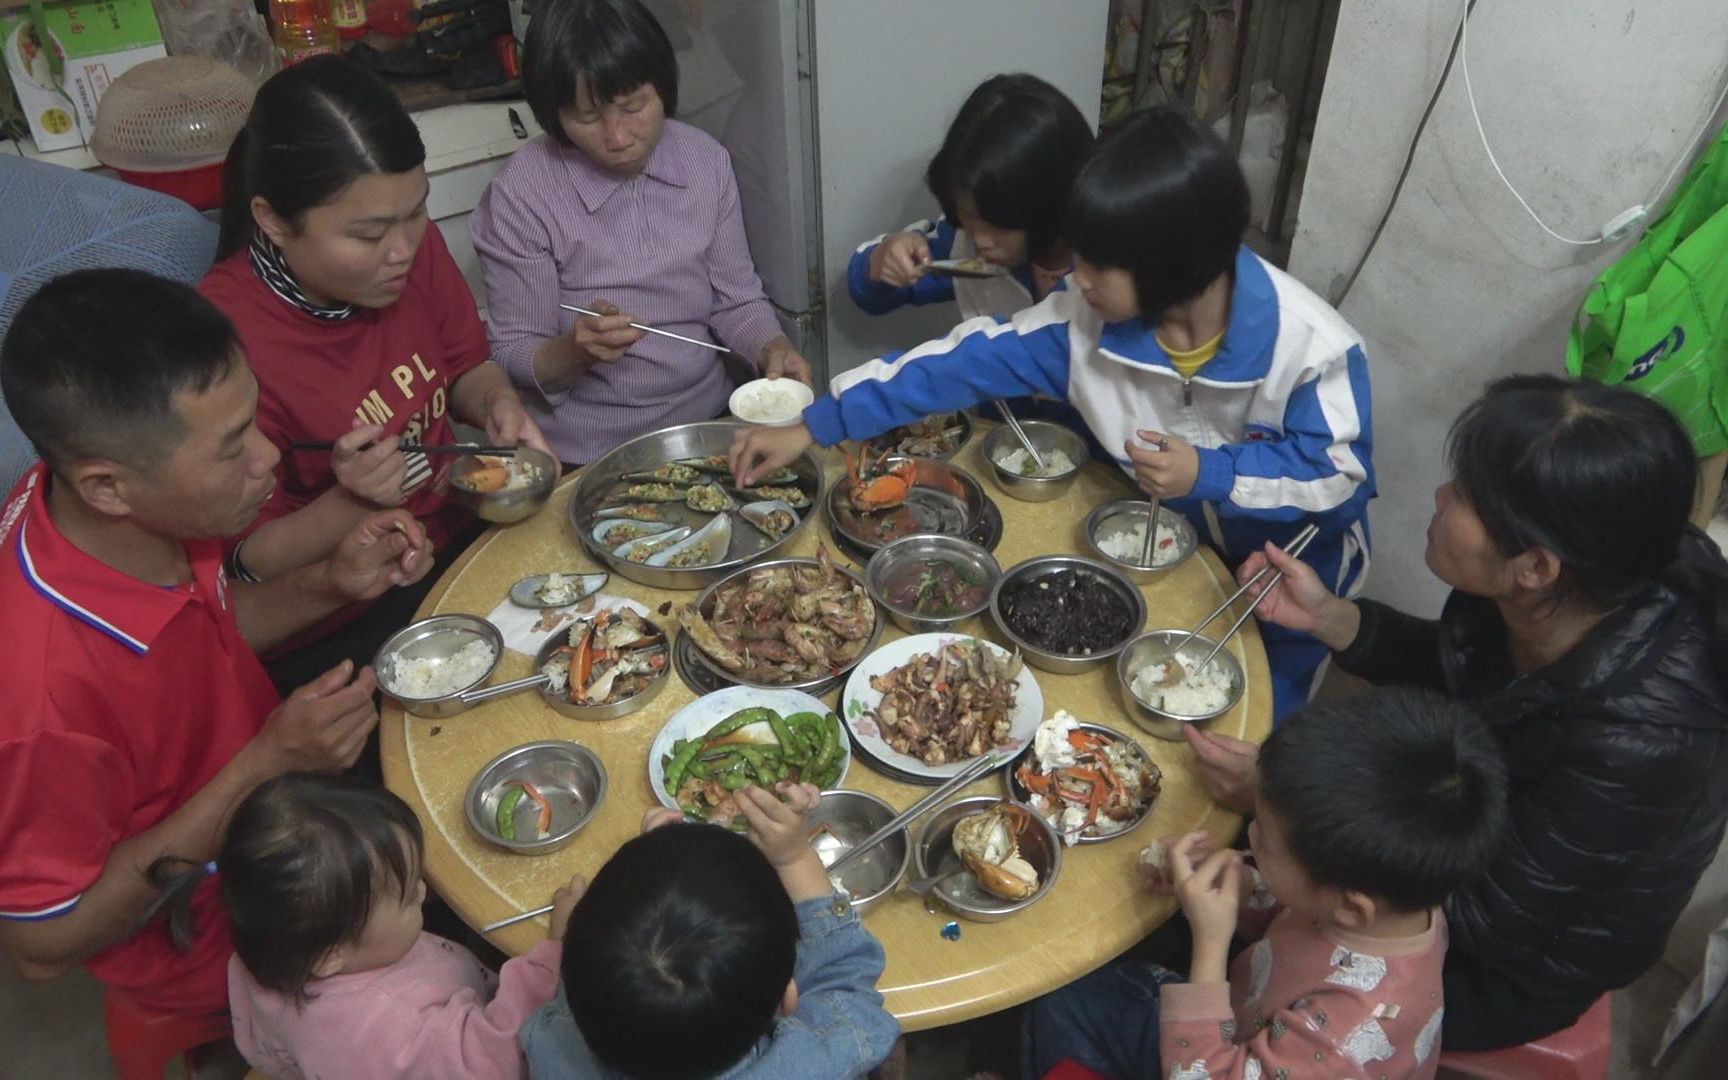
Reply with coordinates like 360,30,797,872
1,0,166,151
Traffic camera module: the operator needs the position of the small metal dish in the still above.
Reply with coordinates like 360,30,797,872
1083,499,1199,582
1004,722,1160,844
465,741,608,855
683,557,885,693
988,555,1148,675
914,796,1062,922
808,790,910,916
1116,629,1246,741
980,421,1086,503
508,572,608,610
827,455,988,557
449,446,560,524
375,615,504,719
865,534,1000,634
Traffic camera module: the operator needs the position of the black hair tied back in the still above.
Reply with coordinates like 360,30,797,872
217,56,426,259
1448,376,1697,607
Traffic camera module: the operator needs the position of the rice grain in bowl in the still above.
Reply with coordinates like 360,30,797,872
389,639,497,699
729,378,815,426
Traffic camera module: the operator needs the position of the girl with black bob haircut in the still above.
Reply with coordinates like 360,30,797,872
741,106,1373,726
1065,104,1250,323
149,773,571,1076
1196,374,1728,1051
522,0,679,142
203,56,548,697
850,73,1094,321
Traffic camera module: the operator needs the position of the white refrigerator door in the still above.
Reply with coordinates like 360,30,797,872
811,0,1109,373
643,0,820,362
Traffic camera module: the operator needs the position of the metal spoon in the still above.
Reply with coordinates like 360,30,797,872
906,865,970,897
995,400,1046,473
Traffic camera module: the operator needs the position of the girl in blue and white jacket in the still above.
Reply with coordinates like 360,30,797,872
846,74,1093,324
738,107,1373,721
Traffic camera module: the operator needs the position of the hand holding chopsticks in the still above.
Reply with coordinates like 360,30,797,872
560,303,731,355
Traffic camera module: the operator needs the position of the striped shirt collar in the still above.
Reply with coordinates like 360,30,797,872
558,123,690,215
7,465,210,655
248,232,355,322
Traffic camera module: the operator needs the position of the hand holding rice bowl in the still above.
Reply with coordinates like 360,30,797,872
730,378,815,426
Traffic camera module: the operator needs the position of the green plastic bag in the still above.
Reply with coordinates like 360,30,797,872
1568,122,1728,455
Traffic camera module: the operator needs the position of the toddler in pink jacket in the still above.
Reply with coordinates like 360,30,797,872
200,773,575,1079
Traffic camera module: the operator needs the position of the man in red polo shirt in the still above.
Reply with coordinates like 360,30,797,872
0,269,433,1017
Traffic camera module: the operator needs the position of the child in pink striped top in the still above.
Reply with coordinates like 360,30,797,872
1023,689,1508,1080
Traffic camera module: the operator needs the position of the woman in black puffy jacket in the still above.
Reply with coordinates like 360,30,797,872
1185,374,1728,1051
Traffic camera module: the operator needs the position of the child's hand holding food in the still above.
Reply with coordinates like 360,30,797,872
870,230,933,286
737,782,830,902
1137,831,1214,893
1171,832,1243,985
548,873,587,940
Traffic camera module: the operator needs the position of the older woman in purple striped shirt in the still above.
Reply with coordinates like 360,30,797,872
470,0,811,466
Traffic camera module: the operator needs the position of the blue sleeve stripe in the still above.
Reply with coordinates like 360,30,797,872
1220,342,1372,518
0,894,82,920
814,301,1076,444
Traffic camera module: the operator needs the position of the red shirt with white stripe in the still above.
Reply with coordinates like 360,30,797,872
0,465,278,1012
198,223,490,554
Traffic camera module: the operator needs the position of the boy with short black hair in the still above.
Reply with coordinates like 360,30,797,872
1024,689,1509,1080
521,784,900,1079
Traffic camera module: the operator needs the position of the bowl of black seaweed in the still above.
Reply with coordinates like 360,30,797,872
988,556,1147,674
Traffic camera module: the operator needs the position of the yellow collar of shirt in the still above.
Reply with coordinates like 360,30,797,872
1157,330,1225,380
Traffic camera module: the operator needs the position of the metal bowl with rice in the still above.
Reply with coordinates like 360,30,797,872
375,614,504,719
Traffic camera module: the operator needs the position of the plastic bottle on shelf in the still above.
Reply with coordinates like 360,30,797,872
331,0,368,41
270,0,341,66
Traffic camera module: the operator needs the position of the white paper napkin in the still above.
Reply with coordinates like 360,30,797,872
483,593,654,657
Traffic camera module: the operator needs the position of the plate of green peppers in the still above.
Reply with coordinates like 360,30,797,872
649,685,852,826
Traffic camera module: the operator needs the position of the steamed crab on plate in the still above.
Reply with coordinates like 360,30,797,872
541,610,667,705
951,801,1042,900
676,546,875,685
1016,711,1161,843
864,638,1020,766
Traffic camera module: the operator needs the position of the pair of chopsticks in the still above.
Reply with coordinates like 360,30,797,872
559,304,731,354
290,441,520,455
1168,524,1320,664
826,750,1005,877
478,750,1006,934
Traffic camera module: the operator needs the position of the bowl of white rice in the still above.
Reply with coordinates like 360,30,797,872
1115,629,1245,740
374,614,504,718
730,378,815,427
1084,499,1199,582
981,420,1086,502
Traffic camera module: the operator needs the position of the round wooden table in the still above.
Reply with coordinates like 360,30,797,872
381,434,1270,1031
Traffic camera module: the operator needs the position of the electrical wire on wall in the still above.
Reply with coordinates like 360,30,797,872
1333,0,1728,306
